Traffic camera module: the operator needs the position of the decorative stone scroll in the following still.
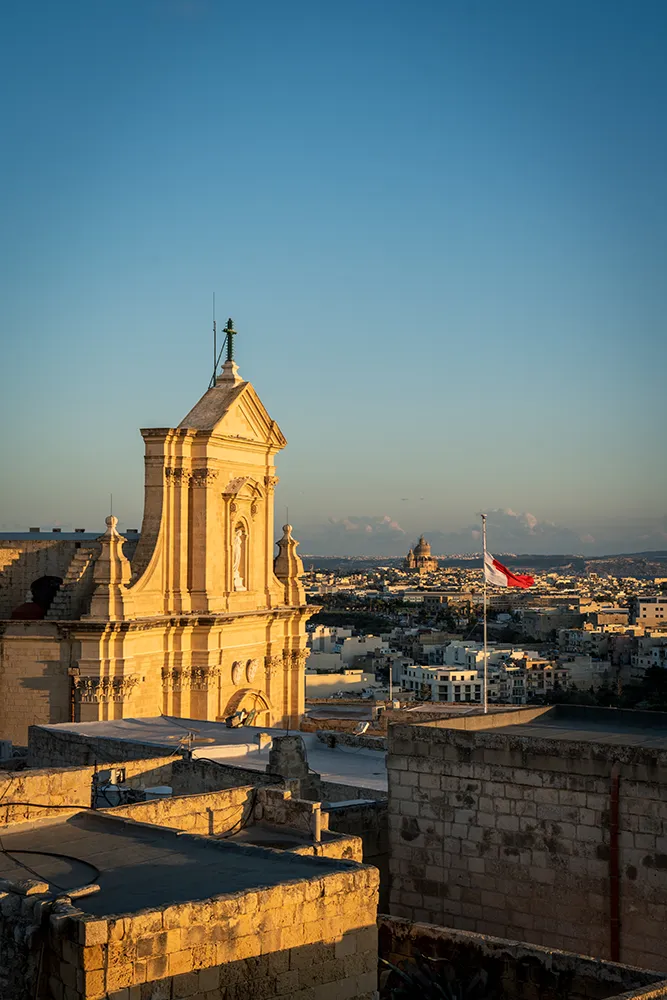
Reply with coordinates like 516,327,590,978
263,475,280,494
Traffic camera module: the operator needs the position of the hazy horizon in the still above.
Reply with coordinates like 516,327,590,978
1,2,665,552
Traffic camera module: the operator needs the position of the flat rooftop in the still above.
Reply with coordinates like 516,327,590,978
36,716,388,794
0,810,356,917
474,706,667,750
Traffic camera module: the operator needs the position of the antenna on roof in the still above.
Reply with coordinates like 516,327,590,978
212,293,217,387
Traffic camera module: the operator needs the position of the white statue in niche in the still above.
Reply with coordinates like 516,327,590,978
233,524,247,591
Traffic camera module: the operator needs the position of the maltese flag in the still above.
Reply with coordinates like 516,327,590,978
484,551,534,589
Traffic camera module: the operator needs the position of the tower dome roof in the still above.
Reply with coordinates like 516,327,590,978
414,535,431,556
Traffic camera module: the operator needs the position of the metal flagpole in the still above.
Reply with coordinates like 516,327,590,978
481,513,488,714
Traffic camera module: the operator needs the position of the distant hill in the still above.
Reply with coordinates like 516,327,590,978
304,551,667,575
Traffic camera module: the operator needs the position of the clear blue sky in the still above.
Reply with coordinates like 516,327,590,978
1,0,665,554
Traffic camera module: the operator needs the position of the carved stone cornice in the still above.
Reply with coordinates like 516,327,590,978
74,675,139,704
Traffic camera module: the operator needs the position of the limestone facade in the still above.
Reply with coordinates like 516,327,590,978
0,355,314,742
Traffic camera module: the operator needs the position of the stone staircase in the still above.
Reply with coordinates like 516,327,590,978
46,547,98,620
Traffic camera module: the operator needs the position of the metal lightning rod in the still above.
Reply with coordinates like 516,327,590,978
212,293,217,386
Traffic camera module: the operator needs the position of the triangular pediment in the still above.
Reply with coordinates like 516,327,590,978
179,380,286,449
218,385,286,447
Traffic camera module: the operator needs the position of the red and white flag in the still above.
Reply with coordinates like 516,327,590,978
484,551,534,589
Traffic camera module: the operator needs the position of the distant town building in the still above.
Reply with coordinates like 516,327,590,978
636,596,667,628
403,535,438,573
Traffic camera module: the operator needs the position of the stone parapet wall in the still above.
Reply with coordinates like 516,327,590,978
301,716,385,736
46,846,379,1000
387,715,667,970
171,756,278,795
28,726,180,768
106,784,362,861
316,730,387,751
106,784,254,837
378,917,667,1000
256,784,326,828
0,757,175,825
321,780,388,803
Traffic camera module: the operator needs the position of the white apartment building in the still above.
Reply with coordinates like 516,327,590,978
400,664,482,703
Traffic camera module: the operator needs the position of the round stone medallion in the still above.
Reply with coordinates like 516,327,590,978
231,661,243,686
246,658,259,683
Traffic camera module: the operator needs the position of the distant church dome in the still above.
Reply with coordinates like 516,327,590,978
403,535,438,573
414,536,431,557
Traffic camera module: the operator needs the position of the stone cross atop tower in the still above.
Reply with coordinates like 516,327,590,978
217,318,242,385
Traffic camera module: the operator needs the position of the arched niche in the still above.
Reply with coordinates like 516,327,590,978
222,687,272,722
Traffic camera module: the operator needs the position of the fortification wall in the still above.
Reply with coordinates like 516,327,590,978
387,716,667,971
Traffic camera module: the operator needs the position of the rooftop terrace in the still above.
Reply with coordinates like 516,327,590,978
441,704,667,750
0,809,358,917
33,715,389,793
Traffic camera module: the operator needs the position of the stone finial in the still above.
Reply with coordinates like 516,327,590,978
84,514,135,620
274,524,305,606
216,358,243,386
